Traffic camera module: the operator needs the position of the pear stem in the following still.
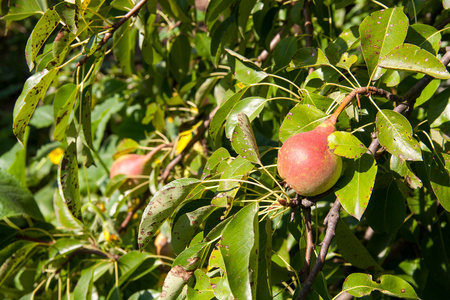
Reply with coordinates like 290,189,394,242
329,86,402,121
143,143,173,162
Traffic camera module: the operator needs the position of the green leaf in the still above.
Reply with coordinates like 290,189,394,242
376,110,422,161
29,104,53,128
25,7,61,70
226,49,268,84
274,37,298,69
73,266,94,300
336,52,358,70
58,142,82,220
426,153,450,212
138,178,205,249
220,203,259,299
169,35,191,83
54,2,77,34
171,200,216,254
209,88,248,145
428,88,450,136
364,181,407,233
224,96,266,139
0,169,44,220
111,0,134,11
237,0,257,36
279,104,327,143
53,83,77,141
405,24,441,55
390,155,422,189
118,251,153,285
212,156,254,207
335,154,377,220
53,190,83,230
202,147,231,180
342,273,419,299
0,242,38,286
187,269,216,299
48,238,84,259
162,243,209,299
359,7,409,80
291,47,330,68
328,131,368,159
2,0,44,22
80,88,94,148
379,44,450,79
206,0,236,29
335,220,383,271
13,69,58,146
231,113,261,164
113,19,137,75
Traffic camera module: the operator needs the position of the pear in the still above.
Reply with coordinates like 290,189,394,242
277,117,342,196
110,153,152,191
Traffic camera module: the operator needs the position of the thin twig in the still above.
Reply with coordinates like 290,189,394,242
160,106,219,183
77,0,148,66
118,190,150,234
297,199,341,300
303,0,314,74
300,207,314,279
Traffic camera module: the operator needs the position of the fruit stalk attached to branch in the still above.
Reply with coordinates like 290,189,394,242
277,86,402,197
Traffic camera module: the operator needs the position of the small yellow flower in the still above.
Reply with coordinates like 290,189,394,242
236,82,246,89
49,148,64,165
104,230,120,242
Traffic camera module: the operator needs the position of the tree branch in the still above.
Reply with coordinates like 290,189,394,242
160,106,219,183
297,199,341,300
303,0,314,74
367,48,450,155
300,207,314,279
77,0,148,67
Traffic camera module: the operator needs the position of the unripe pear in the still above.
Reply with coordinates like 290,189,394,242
277,118,342,196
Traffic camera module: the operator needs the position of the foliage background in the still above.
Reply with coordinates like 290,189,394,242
0,0,450,299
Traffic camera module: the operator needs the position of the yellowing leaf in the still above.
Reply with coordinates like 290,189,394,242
175,121,202,155
49,148,64,165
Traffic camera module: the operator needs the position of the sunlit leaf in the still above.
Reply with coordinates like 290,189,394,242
138,178,205,249
226,49,268,84
405,24,441,55
53,190,83,230
13,69,58,146
379,44,450,79
219,203,258,299
335,154,377,220
58,142,81,220
279,104,327,143
342,273,419,299
291,47,330,68
209,88,248,146
53,83,77,141
2,0,44,22
171,200,216,254
231,113,260,164
202,148,231,180
376,110,422,161
328,131,368,159
359,8,408,80
224,97,266,139
212,156,253,207
24,7,61,70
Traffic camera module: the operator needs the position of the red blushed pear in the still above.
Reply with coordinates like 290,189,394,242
277,115,342,196
110,154,151,190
